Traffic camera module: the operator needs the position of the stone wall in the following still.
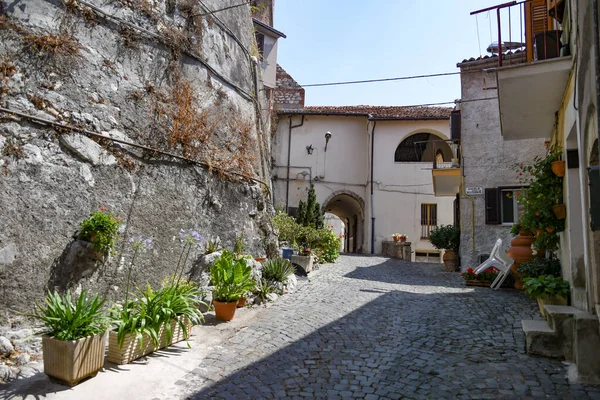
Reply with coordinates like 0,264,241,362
0,0,276,322
457,57,546,269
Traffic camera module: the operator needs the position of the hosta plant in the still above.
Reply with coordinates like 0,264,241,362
211,250,255,302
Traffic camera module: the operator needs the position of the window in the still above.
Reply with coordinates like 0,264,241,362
421,203,437,238
394,133,453,163
485,187,525,225
415,251,441,263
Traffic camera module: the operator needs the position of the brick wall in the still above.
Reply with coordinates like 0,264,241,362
274,65,305,109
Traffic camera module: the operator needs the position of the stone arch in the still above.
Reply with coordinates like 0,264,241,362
321,190,365,254
394,129,453,163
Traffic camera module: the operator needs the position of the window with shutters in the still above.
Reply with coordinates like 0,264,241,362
486,187,526,225
420,203,437,238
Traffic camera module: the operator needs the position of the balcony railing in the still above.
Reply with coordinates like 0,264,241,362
432,139,461,170
471,0,565,68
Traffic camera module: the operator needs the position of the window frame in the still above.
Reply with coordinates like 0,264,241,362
420,203,438,239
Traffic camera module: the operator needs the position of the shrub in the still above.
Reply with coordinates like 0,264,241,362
32,290,109,341
211,250,255,302
253,278,274,301
523,275,570,300
79,207,122,254
517,258,561,279
262,258,295,283
204,236,222,254
428,225,460,251
272,211,341,263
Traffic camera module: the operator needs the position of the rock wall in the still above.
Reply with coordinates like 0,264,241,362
0,0,277,322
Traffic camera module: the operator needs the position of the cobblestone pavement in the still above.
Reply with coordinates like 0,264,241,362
182,255,600,400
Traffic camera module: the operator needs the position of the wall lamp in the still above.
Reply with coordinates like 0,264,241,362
325,131,332,152
306,144,314,155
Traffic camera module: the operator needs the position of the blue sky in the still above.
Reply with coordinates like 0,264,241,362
274,0,523,106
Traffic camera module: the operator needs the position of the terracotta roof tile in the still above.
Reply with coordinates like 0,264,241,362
278,105,453,120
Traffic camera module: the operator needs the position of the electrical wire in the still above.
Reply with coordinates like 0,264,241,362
191,1,251,17
301,72,461,88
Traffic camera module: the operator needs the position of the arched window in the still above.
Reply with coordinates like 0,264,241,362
394,133,452,162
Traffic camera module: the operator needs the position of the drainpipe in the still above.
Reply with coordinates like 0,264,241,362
370,117,377,254
286,115,304,212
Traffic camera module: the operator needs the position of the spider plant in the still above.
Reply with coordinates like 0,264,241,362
262,258,296,283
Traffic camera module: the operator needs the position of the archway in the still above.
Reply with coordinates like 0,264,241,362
322,190,365,253
394,132,454,164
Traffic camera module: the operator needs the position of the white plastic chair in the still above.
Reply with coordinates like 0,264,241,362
474,238,514,290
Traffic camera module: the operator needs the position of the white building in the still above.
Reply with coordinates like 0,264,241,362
272,105,456,261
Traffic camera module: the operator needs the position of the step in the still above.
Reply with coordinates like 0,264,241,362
573,312,600,384
521,319,562,358
544,305,587,361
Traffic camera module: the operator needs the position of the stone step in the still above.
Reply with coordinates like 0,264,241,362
573,312,600,384
521,319,562,358
544,305,587,361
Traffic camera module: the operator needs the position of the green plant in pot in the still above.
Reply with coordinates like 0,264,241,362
523,275,570,318
428,225,460,272
31,290,110,386
211,250,255,321
78,206,122,260
517,258,561,279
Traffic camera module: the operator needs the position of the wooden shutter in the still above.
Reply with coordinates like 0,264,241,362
526,0,551,62
450,110,461,141
485,188,501,225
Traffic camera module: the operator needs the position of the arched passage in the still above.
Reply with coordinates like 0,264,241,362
322,190,365,253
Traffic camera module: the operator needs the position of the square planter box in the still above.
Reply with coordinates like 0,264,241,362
107,316,193,365
291,255,314,274
465,280,494,287
42,332,107,386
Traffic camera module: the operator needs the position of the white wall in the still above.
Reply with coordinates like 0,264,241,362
261,34,278,89
273,113,455,260
370,120,454,259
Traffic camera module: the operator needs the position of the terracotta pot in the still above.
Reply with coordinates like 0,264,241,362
237,297,247,308
254,257,267,263
551,160,566,177
442,249,459,272
213,300,237,321
552,204,566,219
507,233,539,290
400,237,407,243
43,332,107,386
519,230,533,237
393,237,400,242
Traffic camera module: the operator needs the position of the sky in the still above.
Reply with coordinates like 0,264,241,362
274,0,526,107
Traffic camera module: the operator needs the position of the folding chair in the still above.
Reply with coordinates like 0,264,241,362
474,238,514,290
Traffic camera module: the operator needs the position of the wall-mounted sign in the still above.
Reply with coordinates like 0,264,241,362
466,187,483,195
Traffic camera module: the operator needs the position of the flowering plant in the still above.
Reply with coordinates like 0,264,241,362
301,248,312,256
461,267,499,281
390,233,407,240
79,206,123,255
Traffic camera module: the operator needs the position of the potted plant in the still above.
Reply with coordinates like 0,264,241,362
78,206,122,260
461,267,500,287
32,290,109,386
428,225,460,272
523,275,570,318
391,233,407,243
211,250,255,321
517,257,561,279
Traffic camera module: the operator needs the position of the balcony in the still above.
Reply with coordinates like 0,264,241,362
430,140,461,197
472,0,572,141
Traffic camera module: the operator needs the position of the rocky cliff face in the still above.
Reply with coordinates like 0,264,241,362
0,0,276,322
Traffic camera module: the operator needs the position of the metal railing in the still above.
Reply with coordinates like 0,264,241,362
471,0,564,68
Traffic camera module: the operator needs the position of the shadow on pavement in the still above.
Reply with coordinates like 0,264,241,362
186,286,582,399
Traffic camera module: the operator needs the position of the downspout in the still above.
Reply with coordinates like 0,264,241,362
286,115,304,212
593,0,600,160
370,117,377,254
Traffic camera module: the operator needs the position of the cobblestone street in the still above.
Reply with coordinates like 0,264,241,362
185,255,599,399
3,255,600,400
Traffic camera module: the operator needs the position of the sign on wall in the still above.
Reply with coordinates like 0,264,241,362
466,187,483,195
